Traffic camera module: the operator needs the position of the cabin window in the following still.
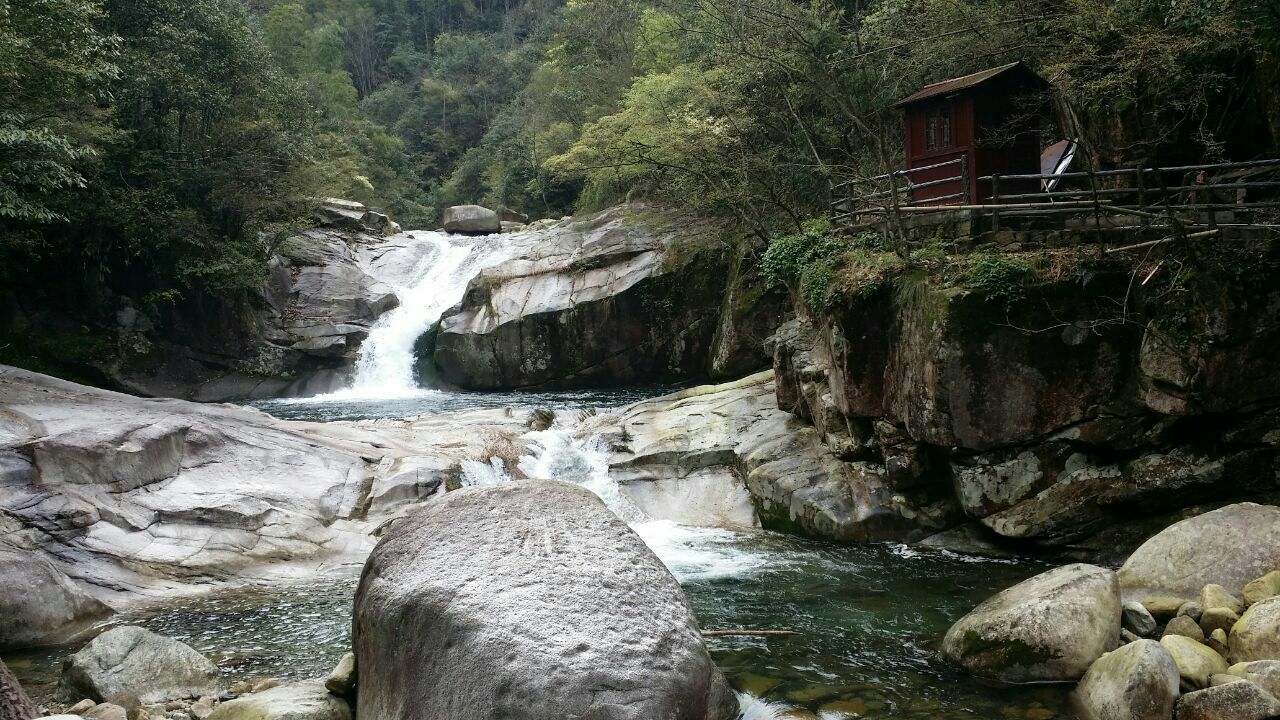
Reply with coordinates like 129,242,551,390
940,107,952,147
926,114,937,151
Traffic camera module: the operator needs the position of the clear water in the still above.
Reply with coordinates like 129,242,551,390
6,535,1073,719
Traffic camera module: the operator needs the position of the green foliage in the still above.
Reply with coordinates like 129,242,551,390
965,254,1037,311
761,219,851,311
0,0,118,222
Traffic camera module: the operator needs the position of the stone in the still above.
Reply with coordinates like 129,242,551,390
942,564,1121,683
441,205,500,234
352,481,738,720
1123,601,1158,637
1165,616,1207,643
60,626,222,705
435,205,734,390
190,697,215,720
609,371,920,541
0,546,112,650
1200,607,1240,636
1118,503,1280,603
1175,681,1280,720
1229,596,1280,663
250,680,282,694
82,704,128,720
1209,674,1244,686
1201,585,1245,615
206,681,350,720
0,366,529,598
1243,571,1280,607
1180,601,1205,623
323,654,354,697
1122,628,1142,644
1229,660,1280,697
1208,629,1230,656
1159,635,1229,689
1143,596,1187,622
1,659,39,720
1075,640,1179,720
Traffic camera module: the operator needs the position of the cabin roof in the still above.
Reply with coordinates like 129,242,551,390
892,62,1046,108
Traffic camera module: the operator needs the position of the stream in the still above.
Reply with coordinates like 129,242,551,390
6,229,1081,719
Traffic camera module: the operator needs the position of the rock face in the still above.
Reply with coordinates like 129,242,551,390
1118,504,1280,603
603,371,937,541
0,546,112,650
0,365,530,599
441,205,500,234
1075,640,1180,720
352,481,738,720
207,681,351,720
942,564,1121,682
1175,681,1280,720
769,243,1280,549
99,219,409,401
435,205,766,389
1229,596,1280,663
60,626,221,704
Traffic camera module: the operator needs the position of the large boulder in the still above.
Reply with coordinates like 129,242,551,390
441,205,500,234
1229,596,1280,663
1175,681,1280,720
0,546,112,650
207,681,350,720
0,366,528,598
1229,660,1280,697
60,626,221,704
1118,503,1280,603
1075,640,1180,720
606,372,924,542
942,563,1121,682
352,480,738,720
434,206,734,390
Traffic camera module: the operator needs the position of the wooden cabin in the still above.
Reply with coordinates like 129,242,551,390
893,62,1048,206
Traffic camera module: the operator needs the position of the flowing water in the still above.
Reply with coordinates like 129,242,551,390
5,229,1080,719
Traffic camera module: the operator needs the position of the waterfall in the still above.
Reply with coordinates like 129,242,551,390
330,233,471,399
318,230,529,401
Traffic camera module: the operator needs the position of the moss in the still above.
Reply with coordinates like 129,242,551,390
956,630,1062,670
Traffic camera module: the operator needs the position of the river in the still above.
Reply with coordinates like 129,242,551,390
6,229,1080,719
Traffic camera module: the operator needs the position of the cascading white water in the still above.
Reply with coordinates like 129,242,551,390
463,415,772,582
315,229,533,401
330,233,472,399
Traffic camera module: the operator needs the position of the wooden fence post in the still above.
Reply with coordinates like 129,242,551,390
991,173,1001,235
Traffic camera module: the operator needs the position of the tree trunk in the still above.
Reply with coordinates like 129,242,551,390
0,660,38,720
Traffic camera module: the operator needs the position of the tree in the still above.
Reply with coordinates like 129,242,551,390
0,0,118,222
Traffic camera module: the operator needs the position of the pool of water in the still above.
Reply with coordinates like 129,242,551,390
7,535,1075,719
6,390,1079,719
252,386,676,422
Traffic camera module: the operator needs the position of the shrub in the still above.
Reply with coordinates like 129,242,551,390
966,253,1036,311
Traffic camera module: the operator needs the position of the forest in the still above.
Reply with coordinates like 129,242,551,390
2,0,1278,308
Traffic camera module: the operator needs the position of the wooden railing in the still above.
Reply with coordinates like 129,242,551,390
830,157,969,231
830,157,1280,237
